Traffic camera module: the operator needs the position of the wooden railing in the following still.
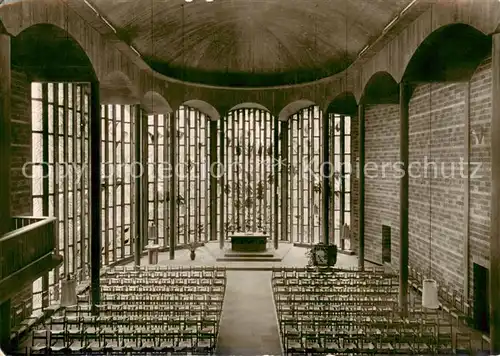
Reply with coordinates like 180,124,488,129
0,216,57,281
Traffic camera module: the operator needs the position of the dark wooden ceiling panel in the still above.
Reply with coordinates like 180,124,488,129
91,0,412,85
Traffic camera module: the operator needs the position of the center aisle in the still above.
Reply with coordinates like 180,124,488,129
216,271,282,355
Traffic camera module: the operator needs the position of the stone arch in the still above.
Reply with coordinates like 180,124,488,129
361,72,399,105
11,23,97,82
182,100,220,121
326,92,358,116
142,91,173,115
101,71,140,105
402,23,491,82
228,103,271,113
278,100,317,121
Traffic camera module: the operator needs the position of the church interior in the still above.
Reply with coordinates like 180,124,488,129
0,0,500,354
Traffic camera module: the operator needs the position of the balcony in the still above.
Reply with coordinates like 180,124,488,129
0,216,62,302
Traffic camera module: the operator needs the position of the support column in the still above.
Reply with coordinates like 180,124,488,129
219,117,225,249
273,116,279,250
169,112,177,260
90,81,101,314
280,120,289,242
134,106,142,266
340,116,345,251
41,82,50,306
490,32,500,353
0,32,11,351
142,109,149,250
358,103,365,270
322,112,330,245
209,120,218,242
399,81,410,317
463,82,470,304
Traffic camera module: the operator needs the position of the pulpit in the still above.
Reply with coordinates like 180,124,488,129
229,232,269,252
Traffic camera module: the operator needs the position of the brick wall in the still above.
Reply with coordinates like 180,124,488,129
468,58,492,300
361,57,492,300
11,69,32,216
364,104,400,265
408,82,466,291
9,69,33,328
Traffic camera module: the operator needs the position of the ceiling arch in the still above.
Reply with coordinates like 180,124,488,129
278,100,317,121
101,71,140,105
229,103,271,112
182,100,220,121
142,91,173,115
11,23,97,82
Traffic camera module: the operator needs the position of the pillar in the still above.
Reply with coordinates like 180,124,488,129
399,81,410,317
90,81,101,313
169,111,177,260
134,106,142,266
339,116,346,250
322,112,330,245
219,117,225,249
209,120,218,242
273,116,279,250
142,109,149,250
358,103,365,270
280,120,289,242
490,32,500,353
0,32,11,351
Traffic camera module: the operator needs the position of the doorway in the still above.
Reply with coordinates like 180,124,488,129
473,263,489,333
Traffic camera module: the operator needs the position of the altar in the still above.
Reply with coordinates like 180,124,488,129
229,232,269,252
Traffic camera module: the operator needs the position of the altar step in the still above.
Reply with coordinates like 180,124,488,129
216,251,282,262
224,252,275,258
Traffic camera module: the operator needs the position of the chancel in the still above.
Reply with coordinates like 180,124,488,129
0,0,499,355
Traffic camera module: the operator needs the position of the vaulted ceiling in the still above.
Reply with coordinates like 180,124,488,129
91,0,413,86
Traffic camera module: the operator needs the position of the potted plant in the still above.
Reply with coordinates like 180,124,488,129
189,241,198,260
306,243,338,267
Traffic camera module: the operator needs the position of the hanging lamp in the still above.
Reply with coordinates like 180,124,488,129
422,82,439,309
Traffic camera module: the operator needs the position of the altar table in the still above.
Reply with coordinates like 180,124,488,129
229,232,269,252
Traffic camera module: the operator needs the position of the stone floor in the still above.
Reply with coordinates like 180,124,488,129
215,271,283,355
137,241,361,269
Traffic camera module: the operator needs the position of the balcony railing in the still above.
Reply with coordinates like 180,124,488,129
0,216,57,283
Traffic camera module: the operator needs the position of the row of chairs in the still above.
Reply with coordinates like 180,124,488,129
102,277,226,286
31,327,216,354
26,266,227,355
272,266,390,277
273,286,398,296
101,285,225,294
104,266,226,278
273,278,398,288
273,268,468,355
